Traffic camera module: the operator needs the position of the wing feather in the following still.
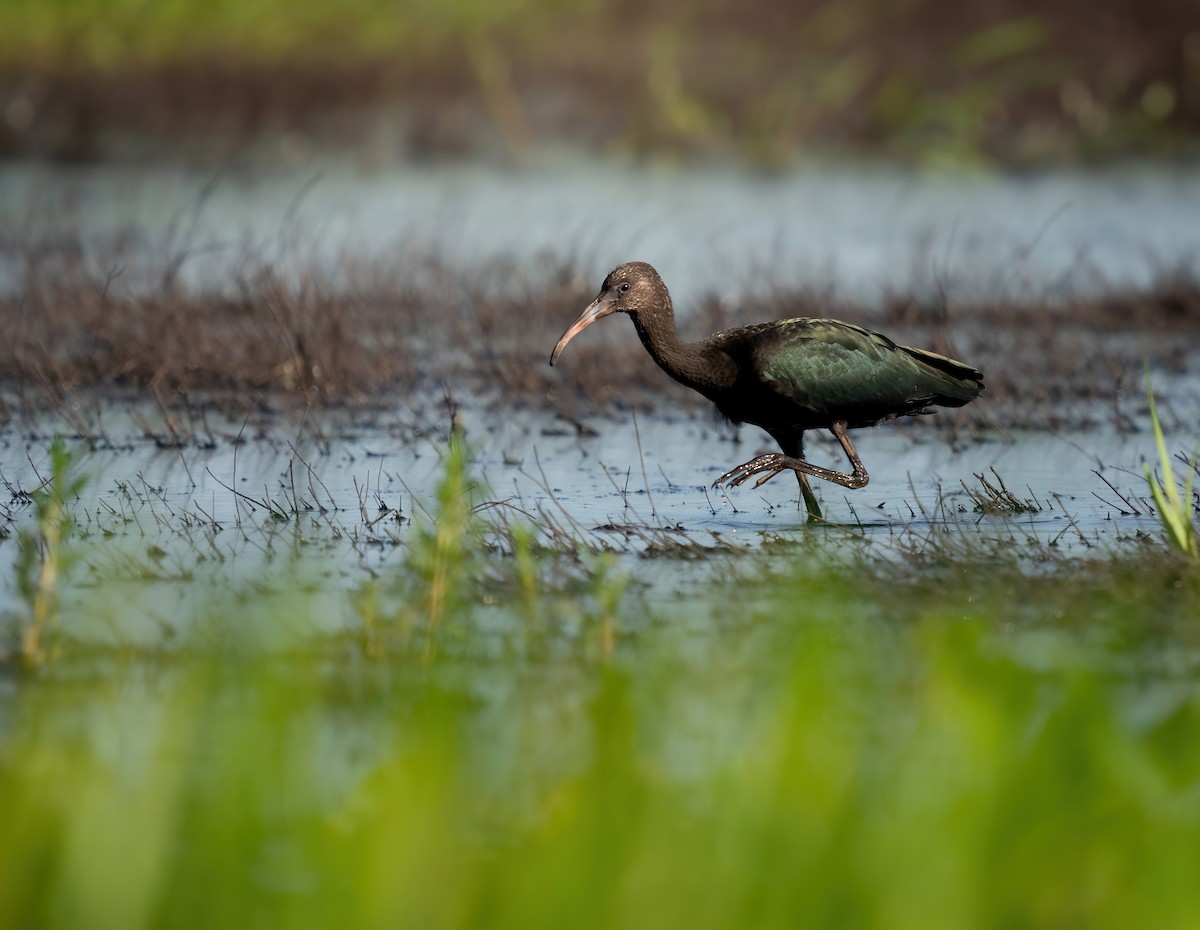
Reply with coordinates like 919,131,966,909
713,318,979,420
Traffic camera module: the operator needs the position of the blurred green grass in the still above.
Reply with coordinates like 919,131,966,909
3,592,1200,928
3,434,1200,927
1,0,1195,163
0,0,587,67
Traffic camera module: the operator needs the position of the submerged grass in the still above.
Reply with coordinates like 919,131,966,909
961,466,1043,515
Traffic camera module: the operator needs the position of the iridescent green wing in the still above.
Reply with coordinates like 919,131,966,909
733,318,955,415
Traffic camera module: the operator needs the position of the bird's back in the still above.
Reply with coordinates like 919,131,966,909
706,317,983,431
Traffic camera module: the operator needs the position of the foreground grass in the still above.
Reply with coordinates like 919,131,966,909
2,433,1199,927
2,562,1199,929
1146,374,1200,558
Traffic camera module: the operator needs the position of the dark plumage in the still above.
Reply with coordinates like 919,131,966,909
550,261,984,519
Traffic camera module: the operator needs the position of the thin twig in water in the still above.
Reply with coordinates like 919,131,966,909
287,441,338,513
205,467,288,521
178,449,196,488
599,462,644,522
1049,493,1092,548
230,400,259,526
632,409,658,520
1091,469,1143,515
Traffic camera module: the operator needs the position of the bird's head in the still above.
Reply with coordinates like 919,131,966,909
549,261,666,366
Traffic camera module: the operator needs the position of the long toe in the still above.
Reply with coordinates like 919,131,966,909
728,470,764,488
751,468,787,490
715,454,785,489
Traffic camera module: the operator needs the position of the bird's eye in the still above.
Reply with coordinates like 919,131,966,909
619,282,631,293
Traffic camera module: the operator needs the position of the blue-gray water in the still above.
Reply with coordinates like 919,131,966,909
2,156,1198,304
0,399,1177,648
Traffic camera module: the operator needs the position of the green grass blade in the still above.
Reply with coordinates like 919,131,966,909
1144,371,1198,558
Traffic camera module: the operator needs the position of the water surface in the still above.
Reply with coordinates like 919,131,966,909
3,157,1198,305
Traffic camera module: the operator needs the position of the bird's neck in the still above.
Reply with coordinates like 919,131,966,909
630,308,736,396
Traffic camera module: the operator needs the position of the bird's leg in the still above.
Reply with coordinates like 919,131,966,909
789,421,869,490
796,472,823,522
713,421,869,494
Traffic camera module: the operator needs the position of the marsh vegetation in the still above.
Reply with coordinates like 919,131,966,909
3,2,1200,923
2,410,1200,927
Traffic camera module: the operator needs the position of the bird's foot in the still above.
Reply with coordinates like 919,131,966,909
716,451,869,496
713,454,791,490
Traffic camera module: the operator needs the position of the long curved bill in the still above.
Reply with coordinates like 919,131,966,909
549,291,618,366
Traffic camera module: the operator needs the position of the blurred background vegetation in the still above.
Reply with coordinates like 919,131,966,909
0,0,1197,164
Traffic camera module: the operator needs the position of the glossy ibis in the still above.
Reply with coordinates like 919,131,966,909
550,261,984,520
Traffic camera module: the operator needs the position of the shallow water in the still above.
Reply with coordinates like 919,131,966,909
0,399,1178,648
3,156,1199,305
1,155,1198,646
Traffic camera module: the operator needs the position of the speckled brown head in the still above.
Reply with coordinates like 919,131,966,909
549,261,670,366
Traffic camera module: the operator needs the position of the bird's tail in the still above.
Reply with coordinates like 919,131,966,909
902,345,985,406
